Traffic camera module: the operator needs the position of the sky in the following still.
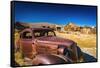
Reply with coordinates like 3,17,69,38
14,1,97,26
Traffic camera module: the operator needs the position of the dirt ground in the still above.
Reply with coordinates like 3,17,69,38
55,31,97,58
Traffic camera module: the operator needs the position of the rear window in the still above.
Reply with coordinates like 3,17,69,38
22,31,32,39
33,30,55,38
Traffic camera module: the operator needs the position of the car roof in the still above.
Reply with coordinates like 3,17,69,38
24,28,54,31
32,28,54,31
20,28,54,34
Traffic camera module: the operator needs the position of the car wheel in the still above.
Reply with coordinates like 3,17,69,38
58,45,73,57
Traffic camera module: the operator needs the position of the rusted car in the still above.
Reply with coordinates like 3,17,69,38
16,28,84,65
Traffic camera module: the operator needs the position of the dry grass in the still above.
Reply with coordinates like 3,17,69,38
14,32,25,66
56,31,96,48
15,51,25,66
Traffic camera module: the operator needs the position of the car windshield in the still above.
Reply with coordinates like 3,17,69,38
33,30,55,38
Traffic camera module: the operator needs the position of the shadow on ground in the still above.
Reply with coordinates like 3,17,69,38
83,52,97,62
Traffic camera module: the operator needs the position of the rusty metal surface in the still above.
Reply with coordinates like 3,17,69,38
36,36,74,46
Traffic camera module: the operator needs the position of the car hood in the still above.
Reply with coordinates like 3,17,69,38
35,36,75,46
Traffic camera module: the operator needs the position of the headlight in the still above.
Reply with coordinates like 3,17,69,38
58,45,72,56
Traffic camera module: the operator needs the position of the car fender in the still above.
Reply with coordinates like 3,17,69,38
32,54,72,65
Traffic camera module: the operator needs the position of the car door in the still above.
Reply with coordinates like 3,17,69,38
20,30,33,58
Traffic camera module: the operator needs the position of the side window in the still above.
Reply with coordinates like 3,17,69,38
22,31,32,39
48,31,55,36
34,32,40,37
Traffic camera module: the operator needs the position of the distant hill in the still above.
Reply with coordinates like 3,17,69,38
15,22,61,30
64,22,80,31
64,22,96,34
15,22,96,34
66,22,79,27
15,22,29,30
